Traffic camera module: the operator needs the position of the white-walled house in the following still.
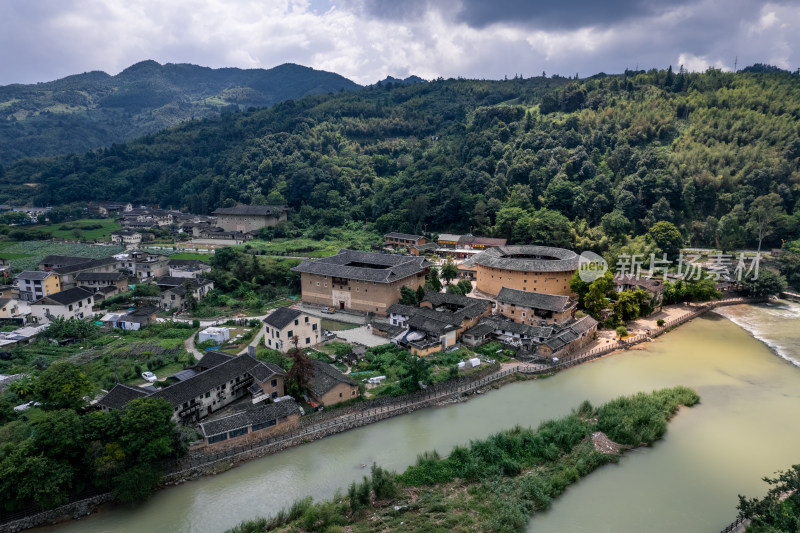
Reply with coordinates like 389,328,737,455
30,287,94,321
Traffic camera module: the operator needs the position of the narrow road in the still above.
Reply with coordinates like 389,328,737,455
184,333,204,360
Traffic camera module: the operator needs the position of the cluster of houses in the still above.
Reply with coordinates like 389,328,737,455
383,232,508,259
88,202,290,247
0,253,215,339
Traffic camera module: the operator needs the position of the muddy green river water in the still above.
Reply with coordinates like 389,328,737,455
38,302,800,533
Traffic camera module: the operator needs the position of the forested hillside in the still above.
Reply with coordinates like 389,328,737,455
3,68,800,252
0,60,360,164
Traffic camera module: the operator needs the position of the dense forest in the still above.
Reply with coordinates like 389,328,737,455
0,60,360,165
3,67,800,253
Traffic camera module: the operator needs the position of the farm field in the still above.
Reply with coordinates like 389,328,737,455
0,241,124,272
41,218,122,241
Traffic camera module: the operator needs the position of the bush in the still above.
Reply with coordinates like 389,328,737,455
616,326,628,338
656,319,665,327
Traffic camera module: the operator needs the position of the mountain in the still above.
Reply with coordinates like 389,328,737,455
2,69,799,254
0,60,361,165
375,75,426,86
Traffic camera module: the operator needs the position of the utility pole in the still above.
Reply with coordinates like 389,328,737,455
734,56,738,73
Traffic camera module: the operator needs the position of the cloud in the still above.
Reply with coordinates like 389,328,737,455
0,0,798,87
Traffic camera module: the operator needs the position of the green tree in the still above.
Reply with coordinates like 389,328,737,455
399,355,432,394
456,278,473,295
612,290,642,321
440,259,459,286
645,221,683,260
399,286,418,305
601,209,632,240
615,326,628,338
747,193,784,253
34,360,93,411
415,285,426,303
426,266,442,292
741,269,787,297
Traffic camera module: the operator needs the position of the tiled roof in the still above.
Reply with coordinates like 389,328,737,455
76,272,126,282
32,287,93,306
97,384,149,409
196,351,235,370
39,255,90,267
264,307,302,330
53,257,118,275
484,316,553,338
462,322,495,338
212,205,288,216
614,274,664,293
496,287,575,312
437,233,462,242
471,237,507,247
292,250,431,283
385,232,425,241
309,359,357,399
150,354,284,408
407,313,459,336
569,315,598,335
198,400,299,438
386,303,418,316
16,270,53,281
473,245,579,273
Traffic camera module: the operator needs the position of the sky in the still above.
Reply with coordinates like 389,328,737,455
0,0,798,86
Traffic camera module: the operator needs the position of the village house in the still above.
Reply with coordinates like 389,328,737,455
159,278,214,311
51,257,120,290
495,287,577,326
167,259,212,278
116,251,169,280
197,399,301,448
263,307,321,352
387,293,491,356
0,298,22,319
536,315,599,357
614,274,665,311
98,352,286,424
308,359,359,407
212,204,289,233
195,227,251,245
111,229,148,245
29,287,94,321
38,255,94,271
384,232,427,248
75,272,128,294
90,201,133,217
15,271,61,302
99,306,157,330
292,249,431,313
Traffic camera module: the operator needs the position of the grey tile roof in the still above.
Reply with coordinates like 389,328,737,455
16,270,53,281
385,232,425,241
264,307,302,330
98,384,150,409
472,245,579,273
170,369,198,381
150,354,285,408
484,316,553,338
212,205,288,216
53,257,118,275
292,250,431,283
407,313,459,336
196,351,235,370
198,400,299,438
32,287,93,306
569,315,598,335
471,237,507,247
386,303,418,316
310,359,358,398
39,255,91,267
496,287,575,312
421,292,490,320
613,274,664,293
437,233,462,242
462,322,495,338
76,272,126,282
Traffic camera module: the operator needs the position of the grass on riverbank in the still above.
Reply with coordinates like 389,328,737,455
226,386,700,533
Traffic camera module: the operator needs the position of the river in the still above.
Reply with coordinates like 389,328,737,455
36,301,800,533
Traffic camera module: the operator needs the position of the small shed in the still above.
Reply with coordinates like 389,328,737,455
468,357,481,368
198,327,230,344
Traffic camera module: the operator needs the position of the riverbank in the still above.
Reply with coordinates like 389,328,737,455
4,297,769,533
225,387,701,533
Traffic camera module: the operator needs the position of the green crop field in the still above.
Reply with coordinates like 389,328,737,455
39,218,122,241
0,241,124,272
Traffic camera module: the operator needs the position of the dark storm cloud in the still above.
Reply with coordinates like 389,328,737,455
347,0,694,29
